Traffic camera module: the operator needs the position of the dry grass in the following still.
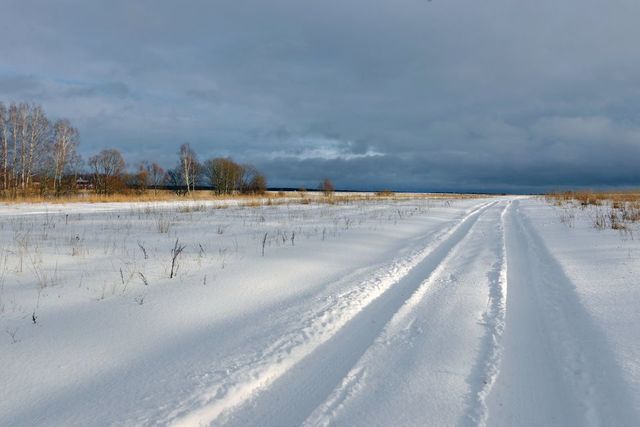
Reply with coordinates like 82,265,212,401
0,190,287,205
0,190,490,206
546,190,640,206
546,190,640,231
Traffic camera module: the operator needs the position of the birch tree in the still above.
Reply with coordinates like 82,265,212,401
17,103,29,191
0,102,8,192
25,104,49,191
179,143,200,194
8,104,21,194
52,119,79,195
0,101,82,197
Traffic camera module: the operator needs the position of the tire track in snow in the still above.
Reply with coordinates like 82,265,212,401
164,201,497,426
485,200,638,426
463,200,510,426
304,201,510,427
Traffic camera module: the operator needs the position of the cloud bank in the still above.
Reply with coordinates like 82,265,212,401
1,0,639,192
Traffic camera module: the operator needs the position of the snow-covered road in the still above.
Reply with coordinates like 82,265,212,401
1,197,638,426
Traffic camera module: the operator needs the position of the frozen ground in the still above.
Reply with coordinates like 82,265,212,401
0,196,639,426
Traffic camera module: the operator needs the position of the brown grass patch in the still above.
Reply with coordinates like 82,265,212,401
546,190,640,230
0,189,492,207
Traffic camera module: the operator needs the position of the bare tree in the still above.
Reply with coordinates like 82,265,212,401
202,158,221,193
241,164,267,194
0,101,83,198
17,103,29,192
179,143,200,194
89,149,126,194
166,167,187,195
147,162,166,194
320,178,335,196
8,103,22,195
129,161,165,194
203,157,244,195
0,102,8,192
130,162,150,194
52,119,79,195
25,104,49,192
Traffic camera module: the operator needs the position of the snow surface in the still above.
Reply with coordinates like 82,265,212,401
0,196,639,426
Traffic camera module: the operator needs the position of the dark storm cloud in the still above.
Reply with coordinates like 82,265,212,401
1,0,639,192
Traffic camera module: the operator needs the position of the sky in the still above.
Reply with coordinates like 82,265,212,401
1,0,639,193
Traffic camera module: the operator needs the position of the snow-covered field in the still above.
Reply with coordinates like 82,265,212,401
1,196,639,426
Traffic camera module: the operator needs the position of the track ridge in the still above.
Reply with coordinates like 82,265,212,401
304,201,509,427
164,201,496,426
463,200,510,426
486,200,638,425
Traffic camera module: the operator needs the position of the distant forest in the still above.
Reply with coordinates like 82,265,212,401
0,102,266,198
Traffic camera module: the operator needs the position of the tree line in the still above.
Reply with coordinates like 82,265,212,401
0,102,81,197
151,143,267,196
0,101,266,198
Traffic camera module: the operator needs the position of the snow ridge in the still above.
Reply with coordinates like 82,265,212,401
464,200,510,426
485,200,639,426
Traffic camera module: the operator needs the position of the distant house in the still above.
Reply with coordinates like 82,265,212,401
76,177,93,190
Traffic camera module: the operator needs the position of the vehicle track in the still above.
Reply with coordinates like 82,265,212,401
304,201,510,427
463,200,510,426
485,200,638,426
164,201,497,426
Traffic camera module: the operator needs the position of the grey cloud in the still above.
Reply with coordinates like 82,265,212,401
0,75,45,98
185,89,220,103
63,81,131,99
1,0,639,192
